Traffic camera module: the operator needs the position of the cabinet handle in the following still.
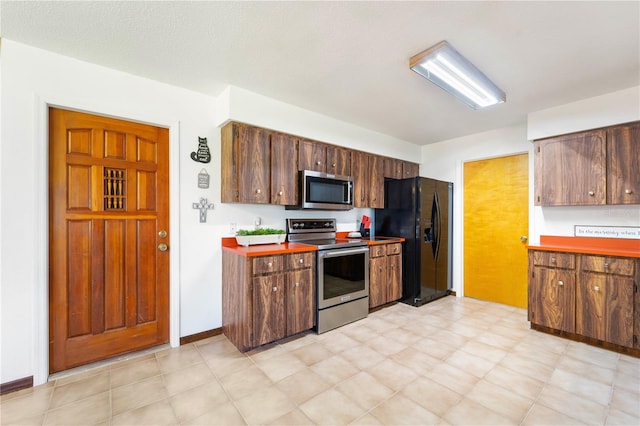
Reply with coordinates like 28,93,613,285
256,189,262,194
295,282,300,287
604,262,609,268
588,191,595,196
267,262,273,267
299,258,304,263
557,280,564,286
625,189,633,194
551,257,556,263
316,161,322,165
331,163,336,167
593,285,600,292
278,191,283,196
273,287,277,292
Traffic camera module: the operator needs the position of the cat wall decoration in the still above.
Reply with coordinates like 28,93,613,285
191,137,211,163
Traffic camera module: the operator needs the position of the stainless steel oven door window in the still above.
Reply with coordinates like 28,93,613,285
317,246,369,309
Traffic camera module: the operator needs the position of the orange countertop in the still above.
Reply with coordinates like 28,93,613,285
527,235,640,258
222,237,316,256
336,232,405,245
222,235,405,256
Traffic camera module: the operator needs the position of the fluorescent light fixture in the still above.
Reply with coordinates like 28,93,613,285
410,40,506,109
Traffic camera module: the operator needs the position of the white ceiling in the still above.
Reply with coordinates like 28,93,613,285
1,1,638,145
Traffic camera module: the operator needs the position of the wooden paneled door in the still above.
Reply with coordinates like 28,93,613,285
463,153,529,308
49,108,169,373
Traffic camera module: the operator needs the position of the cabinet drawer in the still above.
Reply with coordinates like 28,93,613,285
370,245,386,258
580,255,635,276
386,243,402,256
252,256,284,275
287,252,315,270
532,251,575,269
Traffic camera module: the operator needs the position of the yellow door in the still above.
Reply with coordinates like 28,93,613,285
463,153,529,308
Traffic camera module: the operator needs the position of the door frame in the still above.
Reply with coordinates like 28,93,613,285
456,151,532,299
33,95,181,385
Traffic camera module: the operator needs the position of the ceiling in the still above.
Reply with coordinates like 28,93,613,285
1,1,638,145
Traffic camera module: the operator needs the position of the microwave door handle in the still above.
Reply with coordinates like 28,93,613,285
347,181,353,204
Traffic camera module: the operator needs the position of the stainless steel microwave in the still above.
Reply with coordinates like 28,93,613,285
287,170,354,210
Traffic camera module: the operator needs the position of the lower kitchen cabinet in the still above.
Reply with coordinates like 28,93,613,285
222,250,315,351
528,251,576,333
577,255,635,348
369,243,402,309
253,273,286,346
528,249,639,354
286,268,314,335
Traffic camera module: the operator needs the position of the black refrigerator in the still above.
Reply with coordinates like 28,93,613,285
374,177,452,306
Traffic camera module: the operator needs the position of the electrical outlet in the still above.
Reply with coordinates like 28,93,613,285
254,217,261,227
230,222,237,233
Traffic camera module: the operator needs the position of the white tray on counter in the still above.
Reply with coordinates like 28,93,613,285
235,234,286,247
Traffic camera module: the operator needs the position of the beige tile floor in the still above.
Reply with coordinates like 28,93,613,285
2,296,639,425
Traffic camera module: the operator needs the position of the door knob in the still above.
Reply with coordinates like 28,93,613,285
520,236,528,243
158,243,168,252
158,230,167,238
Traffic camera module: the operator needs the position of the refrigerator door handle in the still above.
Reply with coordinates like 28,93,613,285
434,192,441,261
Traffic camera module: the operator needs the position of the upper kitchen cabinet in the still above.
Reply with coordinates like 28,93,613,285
384,157,403,179
534,129,606,206
384,158,420,179
299,139,352,176
607,122,640,205
403,161,420,178
353,151,384,208
534,121,640,207
298,139,326,172
326,145,351,176
221,122,271,204
271,132,298,205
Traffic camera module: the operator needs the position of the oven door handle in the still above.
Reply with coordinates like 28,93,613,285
319,247,369,258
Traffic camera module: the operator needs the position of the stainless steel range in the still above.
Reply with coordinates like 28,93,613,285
287,218,369,333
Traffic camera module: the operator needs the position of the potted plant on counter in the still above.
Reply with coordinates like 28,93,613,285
235,228,286,246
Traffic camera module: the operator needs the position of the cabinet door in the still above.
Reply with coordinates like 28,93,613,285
271,133,298,205
352,151,369,207
221,123,239,202
576,273,606,341
530,267,575,332
369,256,387,308
534,130,606,206
403,162,420,178
388,254,402,302
299,139,326,172
238,126,271,204
384,158,403,179
286,269,314,336
253,274,285,346
578,272,634,347
605,275,634,348
608,122,640,205
369,154,385,208
326,145,351,176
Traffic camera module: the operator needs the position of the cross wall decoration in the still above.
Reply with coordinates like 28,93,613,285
192,198,214,223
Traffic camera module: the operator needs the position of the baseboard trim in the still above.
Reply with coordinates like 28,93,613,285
180,327,223,345
1,376,33,395
531,323,640,358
